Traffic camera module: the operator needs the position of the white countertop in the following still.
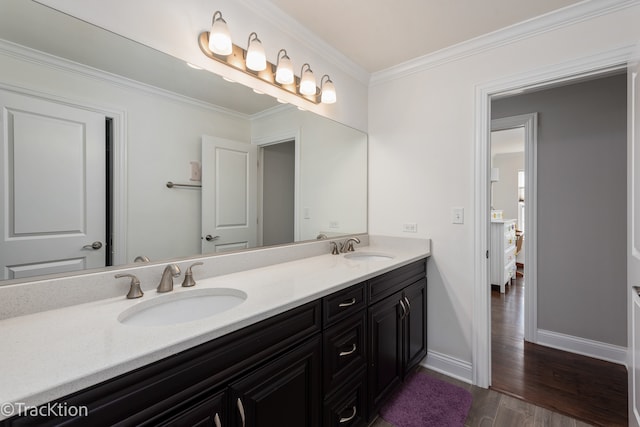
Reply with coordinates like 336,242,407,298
0,237,429,420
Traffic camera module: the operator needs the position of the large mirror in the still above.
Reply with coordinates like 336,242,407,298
0,0,367,282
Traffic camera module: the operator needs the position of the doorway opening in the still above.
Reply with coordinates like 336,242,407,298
260,139,296,246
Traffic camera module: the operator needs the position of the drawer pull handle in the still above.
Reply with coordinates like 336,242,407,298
339,406,357,423
339,343,357,357
214,413,221,427
237,398,246,427
399,299,407,319
404,296,411,313
338,297,356,307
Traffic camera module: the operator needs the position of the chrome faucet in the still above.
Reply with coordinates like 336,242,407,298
329,241,340,255
157,264,181,293
340,237,361,253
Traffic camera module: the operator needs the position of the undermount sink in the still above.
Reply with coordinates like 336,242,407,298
118,288,247,327
343,252,395,261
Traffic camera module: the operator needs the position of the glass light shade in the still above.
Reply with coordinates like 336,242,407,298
209,15,232,55
300,69,316,96
321,79,336,104
246,37,266,71
275,55,294,84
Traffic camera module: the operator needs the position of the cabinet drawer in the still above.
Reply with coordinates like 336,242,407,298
323,372,367,427
368,259,426,305
323,310,367,393
323,282,366,327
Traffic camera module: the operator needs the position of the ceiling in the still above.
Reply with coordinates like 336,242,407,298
491,128,525,155
269,0,584,73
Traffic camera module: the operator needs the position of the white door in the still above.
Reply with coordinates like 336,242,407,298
0,90,106,280
201,135,257,253
630,40,640,427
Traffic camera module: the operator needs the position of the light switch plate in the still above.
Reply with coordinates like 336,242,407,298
452,207,464,224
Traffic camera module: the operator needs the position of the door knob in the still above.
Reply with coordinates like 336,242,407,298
205,235,220,242
82,241,103,250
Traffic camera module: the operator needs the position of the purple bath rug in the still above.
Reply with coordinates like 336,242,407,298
379,372,472,427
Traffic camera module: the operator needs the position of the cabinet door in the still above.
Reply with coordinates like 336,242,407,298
229,336,322,427
403,279,428,374
367,291,403,415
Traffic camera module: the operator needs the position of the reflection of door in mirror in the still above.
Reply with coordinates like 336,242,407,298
201,136,257,253
0,90,108,279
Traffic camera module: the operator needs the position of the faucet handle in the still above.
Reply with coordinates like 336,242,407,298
329,241,340,255
182,262,204,287
115,273,143,299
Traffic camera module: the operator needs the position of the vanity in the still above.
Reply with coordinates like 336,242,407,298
0,237,430,426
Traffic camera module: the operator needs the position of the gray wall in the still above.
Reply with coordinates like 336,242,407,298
492,73,627,346
262,141,295,246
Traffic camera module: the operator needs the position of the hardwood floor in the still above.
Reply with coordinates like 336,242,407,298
491,273,628,426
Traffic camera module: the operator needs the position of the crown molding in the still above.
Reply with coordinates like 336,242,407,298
238,0,370,86
370,0,640,86
0,39,250,120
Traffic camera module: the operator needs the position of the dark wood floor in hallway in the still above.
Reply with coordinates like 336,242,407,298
491,273,628,426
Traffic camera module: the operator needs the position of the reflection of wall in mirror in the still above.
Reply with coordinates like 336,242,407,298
252,108,368,241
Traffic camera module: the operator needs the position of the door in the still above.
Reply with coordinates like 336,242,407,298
629,41,640,427
201,135,257,253
229,336,322,427
0,90,106,280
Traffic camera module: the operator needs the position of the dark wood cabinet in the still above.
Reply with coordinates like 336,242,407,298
229,336,322,427
3,258,428,427
367,259,428,418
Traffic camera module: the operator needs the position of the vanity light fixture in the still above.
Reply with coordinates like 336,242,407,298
245,32,266,71
275,49,294,84
299,63,316,96
320,75,336,104
208,11,232,56
198,10,337,105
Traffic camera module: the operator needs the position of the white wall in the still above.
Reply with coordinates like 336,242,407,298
369,5,640,366
0,49,251,264
491,152,523,223
36,0,369,133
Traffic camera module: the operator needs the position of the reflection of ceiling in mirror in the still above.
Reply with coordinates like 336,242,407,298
0,0,280,116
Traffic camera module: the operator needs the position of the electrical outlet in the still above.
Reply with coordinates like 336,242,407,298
452,207,464,224
189,161,201,181
303,207,311,219
329,221,339,229
403,223,418,233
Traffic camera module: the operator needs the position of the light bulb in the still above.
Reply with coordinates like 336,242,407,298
209,11,232,56
275,49,294,84
246,32,266,71
321,76,336,104
299,64,316,96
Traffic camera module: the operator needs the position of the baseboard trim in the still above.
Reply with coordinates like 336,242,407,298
421,350,473,384
537,329,627,367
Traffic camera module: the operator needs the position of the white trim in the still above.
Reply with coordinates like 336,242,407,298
491,113,538,343
473,47,634,389
238,0,370,85
0,82,128,267
371,0,638,86
253,130,301,243
537,329,628,366
421,351,473,384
